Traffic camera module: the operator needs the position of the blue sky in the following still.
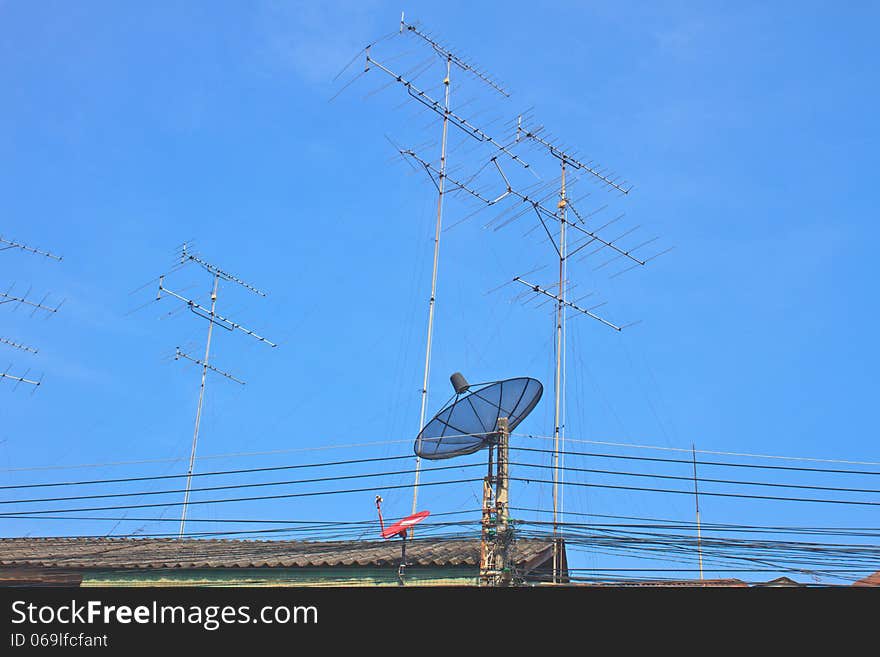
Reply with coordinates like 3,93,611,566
1,1,878,583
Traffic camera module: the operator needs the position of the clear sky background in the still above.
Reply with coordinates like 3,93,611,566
1,1,878,583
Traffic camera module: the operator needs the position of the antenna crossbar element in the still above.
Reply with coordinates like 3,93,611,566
399,149,511,205
157,279,277,347
0,237,63,261
513,276,624,332
400,19,510,97
0,337,38,354
179,244,267,297
0,291,64,316
175,347,245,385
0,366,41,390
516,117,632,195
504,185,645,266
400,150,647,268
364,54,532,172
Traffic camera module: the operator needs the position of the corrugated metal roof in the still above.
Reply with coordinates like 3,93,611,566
0,537,555,571
853,571,880,586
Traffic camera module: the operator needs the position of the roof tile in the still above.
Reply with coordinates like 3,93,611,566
0,537,553,571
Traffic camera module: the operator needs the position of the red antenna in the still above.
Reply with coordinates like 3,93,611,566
375,496,431,585
376,496,430,539
381,510,430,539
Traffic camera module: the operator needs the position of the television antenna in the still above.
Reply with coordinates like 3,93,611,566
511,119,674,581
415,372,543,586
1,236,63,390
155,242,276,537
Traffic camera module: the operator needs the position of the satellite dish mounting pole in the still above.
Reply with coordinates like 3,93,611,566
552,160,568,584
480,416,513,586
412,54,454,526
179,273,220,538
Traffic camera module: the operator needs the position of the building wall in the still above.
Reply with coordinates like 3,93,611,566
80,567,480,587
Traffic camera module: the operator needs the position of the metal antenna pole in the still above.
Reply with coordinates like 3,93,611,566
179,274,219,537
552,160,567,583
692,443,704,581
412,54,453,522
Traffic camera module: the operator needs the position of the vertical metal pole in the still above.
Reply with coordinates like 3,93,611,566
479,465,493,586
552,160,567,582
692,443,704,581
398,535,407,586
495,418,510,584
178,274,219,538
412,55,453,523
480,418,511,587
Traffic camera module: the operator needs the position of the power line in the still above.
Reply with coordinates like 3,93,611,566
0,476,485,517
514,433,880,468
509,460,880,496
511,507,880,538
0,508,482,526
511,445,880,476
0,462,486,507
0,438,414,474
0,453,418,491
511,476,880,507
9,442,878,494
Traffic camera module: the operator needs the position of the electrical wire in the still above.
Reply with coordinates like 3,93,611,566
514,433,880,467
510,445,880,477
0,476,486,517
511,476,880,507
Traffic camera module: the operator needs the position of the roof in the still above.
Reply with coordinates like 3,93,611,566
853,571,880,586
0,537,556,572
755,576,803,587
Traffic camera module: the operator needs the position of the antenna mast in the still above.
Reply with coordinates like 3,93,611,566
692,443,704,580
412,46,451,522
155,243,276,537
512,116,669,582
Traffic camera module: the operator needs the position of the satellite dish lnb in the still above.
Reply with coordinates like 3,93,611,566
450,372,470,394
414,374,543,460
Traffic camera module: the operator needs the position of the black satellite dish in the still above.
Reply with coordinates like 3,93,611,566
415,373,543,460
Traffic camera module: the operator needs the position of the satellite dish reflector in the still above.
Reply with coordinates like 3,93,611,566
415,376,543,460
381,510,430,539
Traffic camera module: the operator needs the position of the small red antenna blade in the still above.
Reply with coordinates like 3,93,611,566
381,510,430,539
